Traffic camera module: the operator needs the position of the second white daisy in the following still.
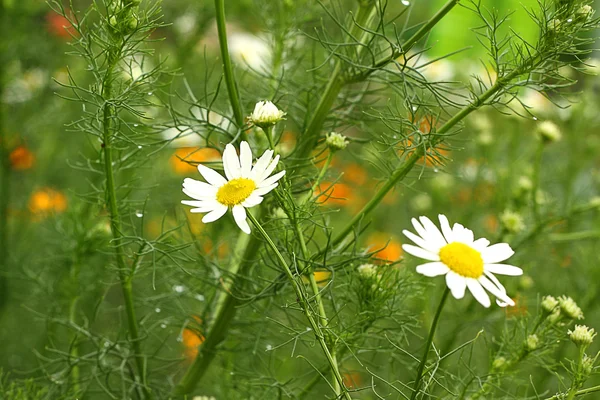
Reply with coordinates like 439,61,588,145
402,214,522,308
181,141,285,234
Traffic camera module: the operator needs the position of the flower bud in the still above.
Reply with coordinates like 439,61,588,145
492,356,508,370
548,309,561,324
526,334,539,351
248,101,286,129
577,5,594,19
536,121,562,143
558,296,584,320
325,132,349,151
541,295,559,313
568,325,596,347
357,263,378,279
500,210,525,233
582,354,595,375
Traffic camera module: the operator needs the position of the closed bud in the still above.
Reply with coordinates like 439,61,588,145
559,295,584,320
325,132,349,151
526,334,540,351
492,356,508,370
568,325,596,347
248,101,286,129
500,210,525,233
541,295,559,313
582,354,595,375
536,121,562,143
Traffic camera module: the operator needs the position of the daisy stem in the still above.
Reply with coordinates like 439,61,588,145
264,125,276,150
214,0,247,141
410,286,450,400
531,141,544,221
247,213,352,400
102,49,150,400
305,150,334,203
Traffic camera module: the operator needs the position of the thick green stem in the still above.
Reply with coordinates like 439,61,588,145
214,0,246,139
247,213,352,400
173,230,262,395
410,287,450,400
102,51,150,399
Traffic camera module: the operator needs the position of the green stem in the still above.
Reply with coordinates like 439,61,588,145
0,2,9,314
102,51,150,399
173,231,262,395
247,213,352,400
566,347,586,400
264,125,275,150
69,295,81,394
306,151,334,203
547,385,600,400
214,0,246,140
410,287,450,400
531,142,544,221
360,0,460,80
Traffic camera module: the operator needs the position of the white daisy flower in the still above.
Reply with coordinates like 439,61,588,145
181,141,285,234
402,214,523,308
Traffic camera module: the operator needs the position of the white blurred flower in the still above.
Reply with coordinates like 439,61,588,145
174,13,197,38
228,31,271,72
357,264,378,279
182,141,285,234
402,214,522,308
536,121,562,143
500,210,525,234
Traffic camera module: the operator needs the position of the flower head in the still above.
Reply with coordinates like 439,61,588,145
248,101,286,129
181,141,285,234
536,121,562,143
541,295,559,313
500,210,525,233
569,325,596,347
526,334,539,351
558,296,584,320
357,264,378,279
402,214,523,308
325,132,349,151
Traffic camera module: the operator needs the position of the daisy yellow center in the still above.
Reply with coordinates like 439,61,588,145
439,242,484,278
216,178,256,207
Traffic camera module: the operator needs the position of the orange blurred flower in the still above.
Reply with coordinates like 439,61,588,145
182,320,205,360
46,12,76,39
399,115,450,167
9,145,35,170
483,214,499,233
340,163,367,186
170,147,220,175
505,294,527,317
367,233,403,263
342,371,363,389
316,182,353,206
301,271,332,287
28,188,67,215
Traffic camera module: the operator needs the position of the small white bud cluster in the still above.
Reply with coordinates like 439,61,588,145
559,296,584,320
536,121,562,143
568,325,596,347
357,263,378,279
325,132,349,151
248,101,286,129
526,334,540,351
500,210,525,233
541,295,559,313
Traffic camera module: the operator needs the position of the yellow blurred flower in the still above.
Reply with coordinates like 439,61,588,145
367,233,403,263
28,188,67,215
170,147,220,175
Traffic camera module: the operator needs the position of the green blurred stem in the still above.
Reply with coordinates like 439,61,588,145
214,0,246,140
547,384,600,400
68,296,81,394
329,67,524,249
102,51,150,400
566,347,586,400
0,3,9,313
173,229,262,395
410,287,449,400
247,213,352,400
531,142,544,221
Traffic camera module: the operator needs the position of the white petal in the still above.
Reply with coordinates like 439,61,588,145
181,199,217,209
484,263,523,276
481,243,514,264
232,205,251,234
411,218,429,241
198,164,227,187
419,216,447,249
242,195,263,208
254,183,278,196
402,244,440,261
416,262,450,277
183,188,216,201
472,238,490,251
239,141,253,178
446,271,467,299
452,223,474,245
256,154,280,184
478,276,515,306
466,279,491,308
438,214,454,243
251,149,274,181
182,178,217,195
224,143,243,180
258,170,286,188
202,205,228,223
402,230,440,253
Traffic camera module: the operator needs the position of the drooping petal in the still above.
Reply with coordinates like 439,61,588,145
411,218,429,241
402,229,440,254
239,141,253,178
446,271,467,299
198,164,227,187
401,244,440,261
419,216,447,249
201,204,228,223
256,154,280,184
484,272,513,307
251,149,274,181
223,143,242,180
481,243,515,264
438,214,454,244
258,170,286,188
242,193,263,208
484,263,523,276
478,275,515,306
466,279,491,308
416,262,450,277
232,205,251,234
